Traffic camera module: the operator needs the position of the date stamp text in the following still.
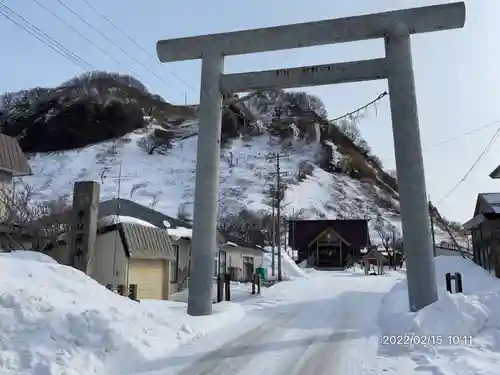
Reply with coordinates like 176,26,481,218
381,334,473,347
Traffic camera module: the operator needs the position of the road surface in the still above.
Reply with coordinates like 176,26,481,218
134,272,399,375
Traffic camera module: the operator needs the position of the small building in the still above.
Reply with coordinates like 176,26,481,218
218,234,264,282
33,196,265,293
362,248,388,274
31,198,197,294
463,193,500,277
0,133,33,249
0,133,32,184
288,219,370,269
90,222,175,300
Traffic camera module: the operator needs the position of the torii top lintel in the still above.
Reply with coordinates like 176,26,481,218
156,2,465,63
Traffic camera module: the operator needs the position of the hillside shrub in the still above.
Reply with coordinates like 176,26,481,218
297,160,315,181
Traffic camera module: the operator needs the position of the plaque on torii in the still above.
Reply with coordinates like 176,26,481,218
156,2,466,315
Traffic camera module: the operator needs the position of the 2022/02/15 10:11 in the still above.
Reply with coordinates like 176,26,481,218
381,335,473,346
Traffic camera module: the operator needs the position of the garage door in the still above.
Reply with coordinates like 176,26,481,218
128,259,166,300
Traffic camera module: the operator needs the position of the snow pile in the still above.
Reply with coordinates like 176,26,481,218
0,250,57,264
378,256,500,375
0,251,245,375
262,247,308,280
97,215,157,229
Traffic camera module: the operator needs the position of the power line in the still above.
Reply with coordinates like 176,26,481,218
50,0,176,92
0,3,94,70
380,117,500,165
28,0,152,85
78,0,271,107
436,124,500,205
328,91,388,124
79,0,199,96
426,118,500,150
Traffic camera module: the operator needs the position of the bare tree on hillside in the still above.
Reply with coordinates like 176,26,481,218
136,131,172,155
0,182,70,249
337,119,362,143
218,210,262,244
335,118,371,154
373,215,398,251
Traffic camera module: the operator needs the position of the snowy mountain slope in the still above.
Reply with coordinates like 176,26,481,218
24,124,364,217
22,122,457,246
0,71,464,247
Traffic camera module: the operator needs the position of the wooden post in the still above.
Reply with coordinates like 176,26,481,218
116,284,125,296
340,240,343,268
429,201,437,257
68,181,100,274
251,273,262,295
316,241,319,267
225,272,231,301
217,273,224,302
128,284,138,301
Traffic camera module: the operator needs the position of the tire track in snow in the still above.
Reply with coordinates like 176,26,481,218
168,274,395,375
175,310,297,375
235,296,347,375
285,278,397,375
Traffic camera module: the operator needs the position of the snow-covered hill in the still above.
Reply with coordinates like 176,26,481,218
22,121,456,245
0,71,465,247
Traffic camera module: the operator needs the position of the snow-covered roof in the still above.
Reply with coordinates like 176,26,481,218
97,215,157,230
481,193,500,205
167,227,192,240
481,193,500,214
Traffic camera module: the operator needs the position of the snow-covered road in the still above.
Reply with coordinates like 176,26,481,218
131,271,399,375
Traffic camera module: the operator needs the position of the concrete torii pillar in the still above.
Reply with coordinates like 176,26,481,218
157,2,466,315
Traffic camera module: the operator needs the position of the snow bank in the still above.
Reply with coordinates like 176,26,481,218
378,256,500,375
262,247,307,280
0,252,245,375
0,250,57,264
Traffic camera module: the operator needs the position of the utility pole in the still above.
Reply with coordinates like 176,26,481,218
428,200,436,257
266,152,289,281
271,196,275,276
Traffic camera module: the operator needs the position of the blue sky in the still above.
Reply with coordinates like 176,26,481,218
0,0,497,223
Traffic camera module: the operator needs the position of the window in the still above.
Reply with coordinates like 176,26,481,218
170,245,179,282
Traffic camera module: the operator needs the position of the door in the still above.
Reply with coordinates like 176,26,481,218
219,251,227,275
128,259,166,300
317,246,341,267
242,256,254,282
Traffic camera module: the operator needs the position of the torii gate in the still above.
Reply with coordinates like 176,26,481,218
157,2,466,315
